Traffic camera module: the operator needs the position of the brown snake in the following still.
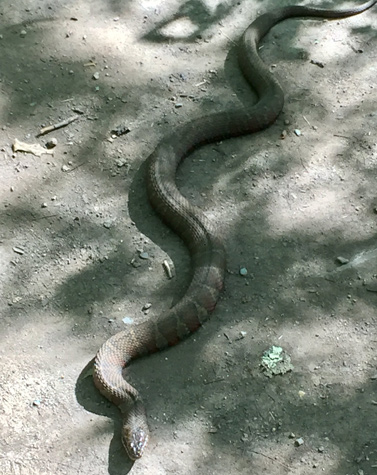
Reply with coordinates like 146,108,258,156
93,1,376,460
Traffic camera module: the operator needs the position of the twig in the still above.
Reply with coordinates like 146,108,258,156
195,79,208,87
32,214,58,221
303,115,311,127
221,31,237,46
250,450,291,470
333,134,351,139
66,161,87,173
37,115,80,136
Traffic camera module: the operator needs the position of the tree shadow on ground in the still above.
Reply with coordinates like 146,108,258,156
1,1,377,474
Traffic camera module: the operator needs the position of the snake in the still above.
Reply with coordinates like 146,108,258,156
93,1,377,460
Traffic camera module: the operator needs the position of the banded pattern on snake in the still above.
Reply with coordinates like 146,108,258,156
93,1,377,460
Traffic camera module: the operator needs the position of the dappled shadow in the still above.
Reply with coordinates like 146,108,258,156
141,0,240,43
0,1,377,474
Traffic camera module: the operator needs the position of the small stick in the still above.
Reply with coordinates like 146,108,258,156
250,450,291,470
303,115,311,127
33,214,59,221
221,31,237,46
37,115,80,136
195,79,208,87
333,134,351,139
66,161,87,173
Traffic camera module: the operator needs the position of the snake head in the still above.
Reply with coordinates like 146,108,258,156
122,426,149,460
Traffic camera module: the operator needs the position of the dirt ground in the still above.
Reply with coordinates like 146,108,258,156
1,1,377,474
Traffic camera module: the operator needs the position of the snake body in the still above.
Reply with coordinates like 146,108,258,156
93,1,376,460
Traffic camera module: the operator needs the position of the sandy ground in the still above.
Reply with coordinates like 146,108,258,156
1,1,377,474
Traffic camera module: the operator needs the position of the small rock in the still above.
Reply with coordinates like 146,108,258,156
122,317,134,324
61,164,70,172
111,125,130,137
41,203,47,208
103,221,112,229
310,59,325,68
46,138,58,149
236,331,247,340
294,129,301,137
295,437,304,447
20,30,27,37
318,446,324,453
93,72,100,80
239,267,248,276
142,303,152,311
163,260,173,279
13,246,25,255
288,433,295,439
139,251,149,259
33,399,41,406
115,158,128,167
284,119,290,125
336,256,349,265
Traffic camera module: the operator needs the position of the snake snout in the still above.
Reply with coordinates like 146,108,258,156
122,426,149,460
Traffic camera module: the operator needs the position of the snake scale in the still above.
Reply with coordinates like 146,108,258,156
93,1,377,460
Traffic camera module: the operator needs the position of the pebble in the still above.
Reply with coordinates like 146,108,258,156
46,138,57,149
33,399,41,406
163,260,173,279
112,125,130,137
294,129,301,136
295,437,304,446
318,446,324,453
93,72,100,80
236,331,247,340
143,303,152,311
115,158,128,167
103,221,112,229
13,246,25,255
20,30,27,37
336,256,349,265
122,317,134,324
239,267,248,276
139,251,149,259
310,59,325,68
